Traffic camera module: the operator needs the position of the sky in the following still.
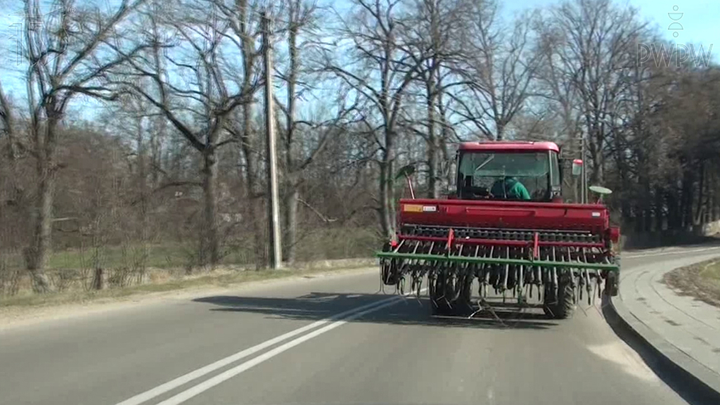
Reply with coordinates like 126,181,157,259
0,0,717,119
506,0,720,59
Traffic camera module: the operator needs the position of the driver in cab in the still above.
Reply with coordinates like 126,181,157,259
490,176,531,200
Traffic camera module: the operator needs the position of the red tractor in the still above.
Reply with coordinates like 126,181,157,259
377,141,620,319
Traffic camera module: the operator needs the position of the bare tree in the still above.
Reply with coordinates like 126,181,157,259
534,19,584,145
399,0,468,198
0,82,28,259
533,15,587,201
325,0,426,238
541,0,648,184
278,0,315,264
19,0,148,292
273,0,359,263
449,0,541,141
0,83,22,207
115,0,260,267
97,93,166,249
214,0,265,267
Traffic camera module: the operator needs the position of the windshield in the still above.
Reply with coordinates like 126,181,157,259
458,152,551,201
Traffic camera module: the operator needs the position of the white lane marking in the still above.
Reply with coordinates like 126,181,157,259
623,246,720,259
156,290,426,405
115,294,406,405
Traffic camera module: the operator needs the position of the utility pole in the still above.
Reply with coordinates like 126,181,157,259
262,11,282,269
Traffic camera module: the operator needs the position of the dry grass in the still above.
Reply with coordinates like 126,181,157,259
0,227,382,305
663,259,720,307
0,260,375,309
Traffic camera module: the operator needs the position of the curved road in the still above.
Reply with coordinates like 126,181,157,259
1,246,719,405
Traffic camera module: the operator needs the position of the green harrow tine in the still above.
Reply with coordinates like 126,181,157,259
375,251,619,272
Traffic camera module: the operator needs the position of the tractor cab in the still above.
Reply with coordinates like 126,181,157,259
455,141,562,202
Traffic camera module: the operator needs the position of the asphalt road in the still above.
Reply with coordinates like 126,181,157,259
2,246,720,405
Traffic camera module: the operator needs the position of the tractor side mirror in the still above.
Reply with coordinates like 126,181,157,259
572,159,583,176
395,164,417,199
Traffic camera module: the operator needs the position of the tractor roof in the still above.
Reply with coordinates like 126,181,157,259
459,141,560,153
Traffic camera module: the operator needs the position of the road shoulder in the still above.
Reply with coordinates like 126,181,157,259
610,252,720,403
0,266,376,331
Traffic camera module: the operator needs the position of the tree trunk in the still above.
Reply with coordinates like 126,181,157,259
379,124,397,240
710,171,717,222
379,162,391,238
496,122,505,141
655,187,664,231
695,162,705,226
93,267,105,290
283,186,298,264
681,169,694,231
1,84,28,250
436,71,454,191
426,82,439,199
236,0,264,269
201,149,219,268
240,101,265,269
136,119,150,249
379,153,396,240
588,140,603,186
26,151,55,293
620,200,631,229
388,169,396,234
150,115,166,189
643,207,652,232
633,206,642,233
26,117,59,293
1,83,21,196
666,191,680,231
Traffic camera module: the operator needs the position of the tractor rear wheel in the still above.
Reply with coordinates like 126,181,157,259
543,275,576,319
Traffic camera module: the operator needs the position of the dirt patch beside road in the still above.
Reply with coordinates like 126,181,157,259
663,259,720,307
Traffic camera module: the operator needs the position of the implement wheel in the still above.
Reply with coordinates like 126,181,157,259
604,257,620,297
543,274,576,319
430,272,473,316
430,273,453,316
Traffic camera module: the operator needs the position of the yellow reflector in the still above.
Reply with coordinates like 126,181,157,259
403,204,423,213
